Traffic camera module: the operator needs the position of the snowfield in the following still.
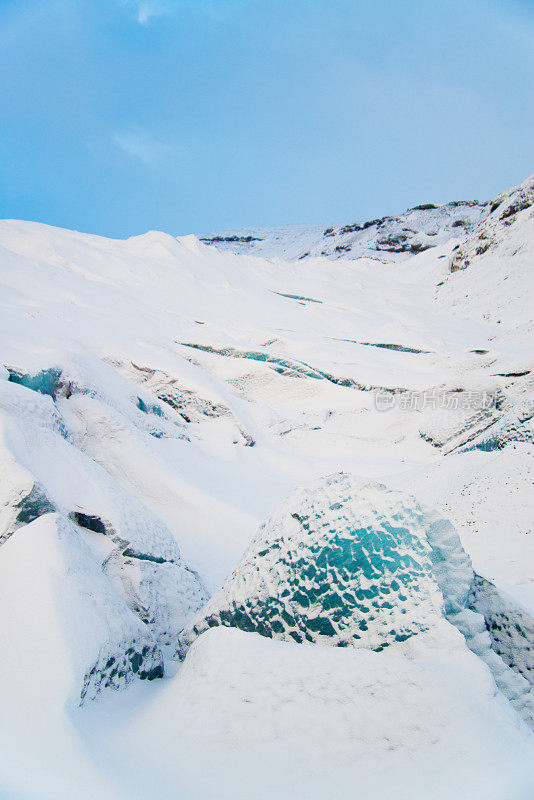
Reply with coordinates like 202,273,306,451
0,174,533,799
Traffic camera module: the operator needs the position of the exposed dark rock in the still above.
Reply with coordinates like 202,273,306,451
494,371,530,378
500,198,532,220
338,222,363,234
377,234,408,246
200,235,263,244
448,200,487,208
409,242,432,254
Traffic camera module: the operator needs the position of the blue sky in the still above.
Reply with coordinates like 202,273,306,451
1,0,533,237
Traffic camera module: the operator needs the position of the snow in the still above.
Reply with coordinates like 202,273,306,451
0,514,163,799
80,626,534,800
0,172,534,797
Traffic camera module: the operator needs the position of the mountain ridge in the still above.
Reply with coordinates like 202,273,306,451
199,198,489,263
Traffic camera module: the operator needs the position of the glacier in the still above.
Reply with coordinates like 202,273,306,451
0,173,534,798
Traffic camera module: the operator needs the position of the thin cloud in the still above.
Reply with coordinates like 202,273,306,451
113,129,172,166
122,1,173,26
121,0,255,26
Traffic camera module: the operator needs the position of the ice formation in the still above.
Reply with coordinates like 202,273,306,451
0,365,208,701
178,472,534,724
470,573,534,686
178,473,472,654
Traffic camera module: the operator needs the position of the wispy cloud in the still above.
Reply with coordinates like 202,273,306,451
121,1,173,26
113,129,173,166
121,0,254,26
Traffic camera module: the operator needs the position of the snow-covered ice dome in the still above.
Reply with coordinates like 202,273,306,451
178,473,473,654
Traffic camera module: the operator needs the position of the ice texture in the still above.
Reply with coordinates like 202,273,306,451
103,549,208,646
470,573,534,686
178,473,472,655
6,366,62,399
177,472,534,724
463,399,534,452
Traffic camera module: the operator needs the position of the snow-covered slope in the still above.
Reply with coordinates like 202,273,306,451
0,173,533,798
199,199,488,262
438,173,534,334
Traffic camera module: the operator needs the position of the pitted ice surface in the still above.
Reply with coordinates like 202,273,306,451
177,473,473,656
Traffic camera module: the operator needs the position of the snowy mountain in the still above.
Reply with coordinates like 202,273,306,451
0,174,533,799
199,199,488,262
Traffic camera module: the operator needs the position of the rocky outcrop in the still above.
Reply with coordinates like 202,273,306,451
449,174,534,273
201,201,489,262
199,200,488,262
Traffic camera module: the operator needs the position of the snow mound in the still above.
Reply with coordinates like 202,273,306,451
178,473,472,654
0,514,164,706
163,626,534,800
